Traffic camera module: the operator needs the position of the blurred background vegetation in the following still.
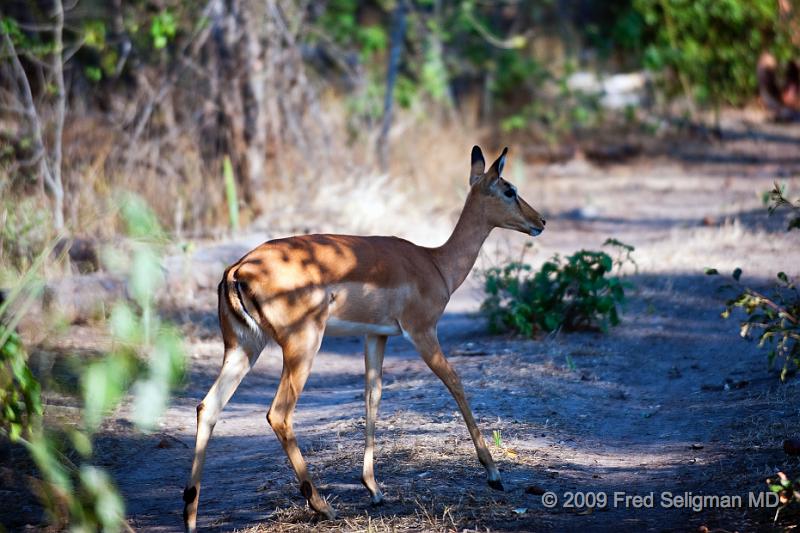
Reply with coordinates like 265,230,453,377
2,0,798,265
2,0,800,530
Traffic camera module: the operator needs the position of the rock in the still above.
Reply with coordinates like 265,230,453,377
522,144,576,164
567,71,650,109
783,438,800,456
42,274,127,324
53,237,100,273
584,142,641,164
526,485,546,495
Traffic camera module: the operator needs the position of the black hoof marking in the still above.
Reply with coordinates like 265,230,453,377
371,498,385,508
488,478,505,491
300,480,313,500
183,485,198,504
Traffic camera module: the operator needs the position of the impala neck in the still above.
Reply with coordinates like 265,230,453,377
431,192,492,296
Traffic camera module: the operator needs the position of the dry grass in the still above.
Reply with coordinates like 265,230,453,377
237,499,465,533
1,99,485,283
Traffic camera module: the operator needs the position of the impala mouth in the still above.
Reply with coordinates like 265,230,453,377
530,227,543,237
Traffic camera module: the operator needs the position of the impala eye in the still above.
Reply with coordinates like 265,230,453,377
504,188,516,198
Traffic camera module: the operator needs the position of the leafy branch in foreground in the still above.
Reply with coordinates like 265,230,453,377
0,194,185,532
706,183,800,381
767,471,800,521
707,268,799,381
768,181,800,232
481,239,636,336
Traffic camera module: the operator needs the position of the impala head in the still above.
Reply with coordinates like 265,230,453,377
468,145,546,236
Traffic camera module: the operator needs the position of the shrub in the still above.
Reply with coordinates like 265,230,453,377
481,239,635,336
708,183,800,381
710,268,800,380
634,0,794,108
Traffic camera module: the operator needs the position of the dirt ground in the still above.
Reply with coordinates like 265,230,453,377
7,116,800,532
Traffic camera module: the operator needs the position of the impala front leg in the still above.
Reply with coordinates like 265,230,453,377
361,334,387,505
407,327,503,491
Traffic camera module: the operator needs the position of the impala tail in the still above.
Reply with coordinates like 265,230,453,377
219,266,262,336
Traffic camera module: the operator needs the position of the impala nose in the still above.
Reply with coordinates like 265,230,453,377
542,219,547,226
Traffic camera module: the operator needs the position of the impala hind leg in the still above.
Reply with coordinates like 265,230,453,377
407,327,504,491
361,334,387,505
268,323,335,519
184,342,261,533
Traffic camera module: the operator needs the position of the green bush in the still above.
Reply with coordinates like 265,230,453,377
481,239,635,336
634,0,793,108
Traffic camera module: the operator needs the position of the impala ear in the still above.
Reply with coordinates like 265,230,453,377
469,145,485,186
487,147,508,179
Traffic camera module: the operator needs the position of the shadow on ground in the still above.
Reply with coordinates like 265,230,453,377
87,272,800,532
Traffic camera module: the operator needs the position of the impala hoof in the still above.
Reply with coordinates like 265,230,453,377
370,491,385,506
318,507,337,521
488,478,505,491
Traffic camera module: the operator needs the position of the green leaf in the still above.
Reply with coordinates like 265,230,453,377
109,303,139,344
84,66,102,82
69,429,93,457
80,465,125,530
82,353,136,431
129,246,163,307
131,379,167,431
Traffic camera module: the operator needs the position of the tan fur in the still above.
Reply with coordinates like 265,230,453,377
183,147,546,531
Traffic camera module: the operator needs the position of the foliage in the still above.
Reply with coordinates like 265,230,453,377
709,268,800,381
768,471,800,519
0,195,185,531
94,193,185,431
634,0,794,107
311,1,656,138
0,328,42,442
0,197,53,277
481,240,635,337
500,63,605,143
492,429,503,448
707,183,800,381
150,10,178,50
768,182,800,232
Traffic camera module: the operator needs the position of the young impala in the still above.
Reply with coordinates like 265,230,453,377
183,146,546,531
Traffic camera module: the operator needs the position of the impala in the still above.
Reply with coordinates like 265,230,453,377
183,146,546,531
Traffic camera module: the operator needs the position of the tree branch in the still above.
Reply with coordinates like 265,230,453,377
0,22,56,193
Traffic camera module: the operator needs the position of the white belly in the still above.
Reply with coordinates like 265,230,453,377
324,318,402,337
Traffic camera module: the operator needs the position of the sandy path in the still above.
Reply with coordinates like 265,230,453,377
93,121,800,532
109,274,789,532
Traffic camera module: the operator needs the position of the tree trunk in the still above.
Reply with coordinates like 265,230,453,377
49,0,66,231
205,0,318,205
376,0,407,171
